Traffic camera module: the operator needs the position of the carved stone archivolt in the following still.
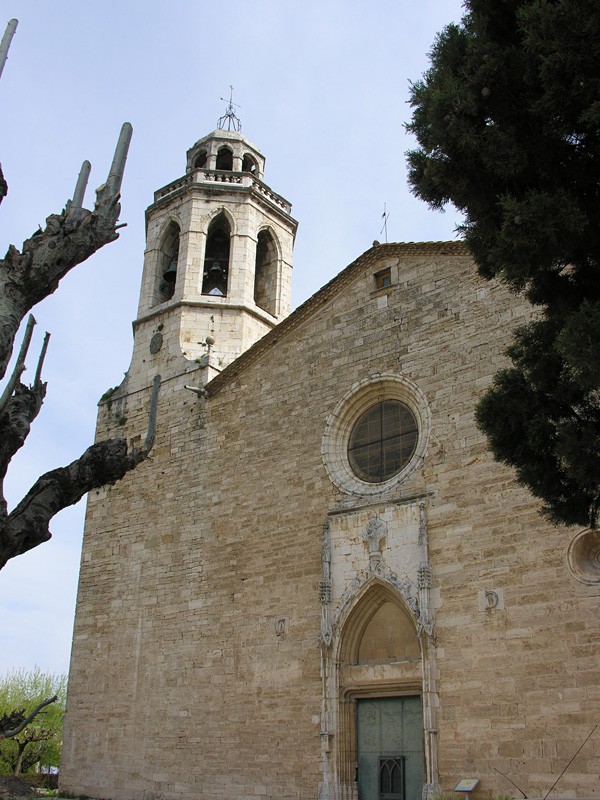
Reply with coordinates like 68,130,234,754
318,497,439,798
320,500,433,642
331,566,419,634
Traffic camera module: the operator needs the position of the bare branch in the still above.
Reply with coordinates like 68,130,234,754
0,320,49,497
0,314,36,416
0,376,160,569
0,19,18,82
0,124,133,382
69,160,91,210
0,21,16,209
2,438,144,567
0,98,142,568
0,186,120,380
106,123,133,196
0,382,46,490
0,695,57,741
33,331,50,389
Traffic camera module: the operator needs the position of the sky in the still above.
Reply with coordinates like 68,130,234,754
0,0,465,678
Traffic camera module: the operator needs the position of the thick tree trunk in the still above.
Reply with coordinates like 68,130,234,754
0,436,152,569
13,741,26,776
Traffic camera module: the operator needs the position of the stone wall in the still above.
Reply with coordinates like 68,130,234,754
61,245,600,800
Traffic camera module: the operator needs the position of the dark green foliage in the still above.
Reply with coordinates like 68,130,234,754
476,317,600,526
408,0,600,526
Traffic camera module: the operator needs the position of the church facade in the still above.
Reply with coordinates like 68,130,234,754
61,126,600,800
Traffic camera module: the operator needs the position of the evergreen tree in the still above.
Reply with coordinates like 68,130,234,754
406,0,600,526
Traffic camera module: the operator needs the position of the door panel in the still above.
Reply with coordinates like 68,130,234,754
357,696,424,800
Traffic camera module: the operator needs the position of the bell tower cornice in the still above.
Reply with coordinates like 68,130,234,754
146,129,295,230
146,172,295,228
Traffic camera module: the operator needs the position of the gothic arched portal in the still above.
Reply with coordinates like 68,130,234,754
338,582,420,668
324,579,434,800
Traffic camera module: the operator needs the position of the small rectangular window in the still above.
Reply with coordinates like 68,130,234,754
375,268,392,290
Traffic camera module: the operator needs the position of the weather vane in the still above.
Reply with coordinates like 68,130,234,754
380,203,390,243
218,85,242,132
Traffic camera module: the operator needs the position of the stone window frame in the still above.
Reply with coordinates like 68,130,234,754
374,267,392,290
322,374,430,496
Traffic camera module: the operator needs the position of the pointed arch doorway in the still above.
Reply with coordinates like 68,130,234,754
329,579,432,800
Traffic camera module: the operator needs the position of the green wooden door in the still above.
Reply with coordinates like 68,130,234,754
356,696,424,800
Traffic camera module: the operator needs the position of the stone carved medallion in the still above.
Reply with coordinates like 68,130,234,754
567,528,600,584
149,332,163,354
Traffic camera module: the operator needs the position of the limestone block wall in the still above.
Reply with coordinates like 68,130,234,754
62,360,327,800
62,245,600,800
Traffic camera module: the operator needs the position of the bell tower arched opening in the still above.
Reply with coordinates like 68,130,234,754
155,220,180,305
202,214,231,297
193,150,207,169
242,153,257,174
216,146,233,171
254,229,278,315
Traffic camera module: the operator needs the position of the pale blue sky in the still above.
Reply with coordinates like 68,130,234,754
0,0,464,677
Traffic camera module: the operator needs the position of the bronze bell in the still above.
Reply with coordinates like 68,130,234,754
163,259,177,283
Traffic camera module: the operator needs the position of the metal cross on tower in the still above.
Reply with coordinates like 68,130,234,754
218,85,242,132
380,203,390,243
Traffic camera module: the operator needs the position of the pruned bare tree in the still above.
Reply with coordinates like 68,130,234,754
0,19,159,571
0,696,57,743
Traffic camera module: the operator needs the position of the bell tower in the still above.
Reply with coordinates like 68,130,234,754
127,112,297,388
